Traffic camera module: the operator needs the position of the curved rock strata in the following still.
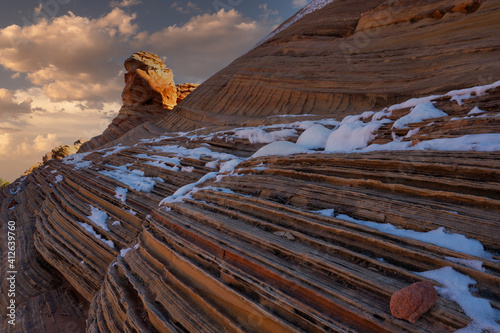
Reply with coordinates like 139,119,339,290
1,1,500,332
172,0,500,122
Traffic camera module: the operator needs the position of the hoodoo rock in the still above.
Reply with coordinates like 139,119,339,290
390,282,439,323
2,1,500,332
79,52,198,152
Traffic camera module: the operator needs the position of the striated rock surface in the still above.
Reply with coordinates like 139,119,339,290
1,1,500,332
79,52,198,153
390,282,438,323
176,83,200,104
172,0,500,121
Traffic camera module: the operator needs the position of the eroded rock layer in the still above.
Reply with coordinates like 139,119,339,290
2,84,500,332
173,0,500,122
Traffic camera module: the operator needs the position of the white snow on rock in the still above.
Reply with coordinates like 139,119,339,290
412,134,500,151
181,166,194,173
296,124,332,149
160,172,219,205
114,187,128,204
446,80,500,106
88,205,110,231
135,154,181,171
101,145,128,158
99,164,163,192
78,222,115,249
233,128,298,144
418,267,500,333
325,121,382,152
120,247,132,257
62,152,92,169
468,107,486,115
392,102,448,129
252,141,309,158
55,175,63,183
445,257,485,272
314,210,495,260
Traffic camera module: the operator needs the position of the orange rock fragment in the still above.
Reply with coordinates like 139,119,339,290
390,281,438,323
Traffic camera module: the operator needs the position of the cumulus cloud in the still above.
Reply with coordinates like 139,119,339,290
0,89,33,119
0,133,12,156
293,0,309,8
0,8,136,102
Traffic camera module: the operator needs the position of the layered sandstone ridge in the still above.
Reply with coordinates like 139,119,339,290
1,83,500,332
171,0,500,123
1,1,500,332
79,52,198,152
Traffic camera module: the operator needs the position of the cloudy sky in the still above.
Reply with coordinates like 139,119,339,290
0,0,312,182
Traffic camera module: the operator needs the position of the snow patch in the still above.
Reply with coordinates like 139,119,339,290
62,152,92,169
325,121,382,152
115,187,128,203
315,211,495,260
252,141,309,158
99,165,163,192
88,205,110,231
418,267,500,332
392,102,448,129
160,172,219,205
445,257,485,272
233,128,297,144
101,145,128,158
78,222,115,249
296,124,332,149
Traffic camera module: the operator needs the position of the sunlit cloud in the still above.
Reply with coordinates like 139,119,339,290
292,0,309,8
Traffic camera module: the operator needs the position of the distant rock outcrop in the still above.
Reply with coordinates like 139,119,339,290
23,139,87,176
79,52,198,152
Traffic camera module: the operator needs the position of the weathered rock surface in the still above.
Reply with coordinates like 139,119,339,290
173,0,500,122
122,51,177,108
390,282,439,323
1,1,500,332
79,53,198,152
176,83,200,104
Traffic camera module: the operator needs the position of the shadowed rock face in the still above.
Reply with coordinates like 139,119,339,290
1,1,500,332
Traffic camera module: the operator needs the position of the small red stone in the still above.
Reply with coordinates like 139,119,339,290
390,281,438,323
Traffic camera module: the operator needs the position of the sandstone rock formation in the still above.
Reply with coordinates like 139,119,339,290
122,51,177,108
79,52,198,152
1,1,500,332
172,0,500,122
390,282,439,323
